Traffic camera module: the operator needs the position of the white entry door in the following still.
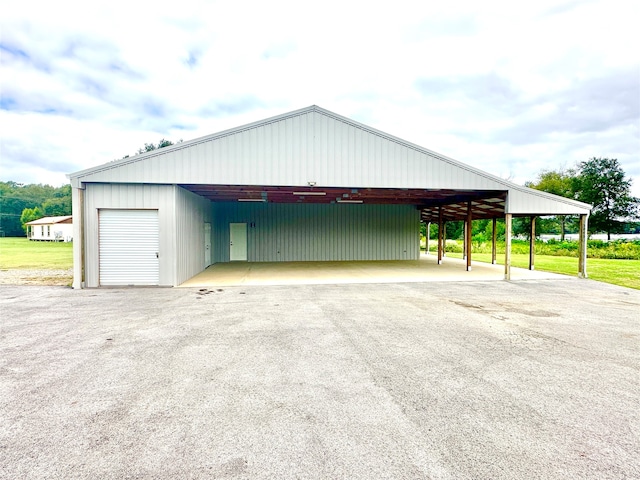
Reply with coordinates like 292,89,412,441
204,222,212,268
229,223,247,261
99,209,159,286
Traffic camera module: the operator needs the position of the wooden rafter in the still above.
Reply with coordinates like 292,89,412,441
180,184,507,221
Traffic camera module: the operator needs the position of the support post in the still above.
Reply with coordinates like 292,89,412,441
504,213,512,280
462,221,467,260
426,222,431,255
529,216,536,270
437,208,443,264
71,184,85,289
491,217,497,264
466,202,472,271
578,214,589,278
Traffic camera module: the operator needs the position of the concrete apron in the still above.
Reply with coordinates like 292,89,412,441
178,253,569,287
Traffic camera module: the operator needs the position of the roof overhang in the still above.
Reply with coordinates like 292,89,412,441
180,184,508,222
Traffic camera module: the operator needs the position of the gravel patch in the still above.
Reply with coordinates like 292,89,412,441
0,268,73,286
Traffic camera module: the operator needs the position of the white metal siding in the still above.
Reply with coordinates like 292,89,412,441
73,109,510,191
213,203,419,263
174,186,212,285
72,105,590,219
507,189,591,215
99,210,159,286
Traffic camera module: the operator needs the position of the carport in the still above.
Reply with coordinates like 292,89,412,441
178,254,568,287
68,105,592,288
180,182,589,281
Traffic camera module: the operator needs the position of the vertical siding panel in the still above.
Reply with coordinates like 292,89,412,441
300,113,308,182
180,148,188,183
259,124,268,184
203,141,212,181
212,138,221,182
236,132,245,182
318,112,326,184
257,125,266,185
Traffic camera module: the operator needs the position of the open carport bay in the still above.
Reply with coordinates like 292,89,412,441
1,280,639,479
179,254,568,287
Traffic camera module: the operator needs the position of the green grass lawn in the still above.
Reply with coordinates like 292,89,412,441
0,237,73,269
442,251,640,290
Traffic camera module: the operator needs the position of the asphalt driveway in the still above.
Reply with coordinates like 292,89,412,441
1,279,639,479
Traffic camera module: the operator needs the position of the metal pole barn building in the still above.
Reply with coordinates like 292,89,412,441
68,106,591,289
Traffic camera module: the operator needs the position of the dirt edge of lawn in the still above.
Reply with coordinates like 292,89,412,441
0,268,73,286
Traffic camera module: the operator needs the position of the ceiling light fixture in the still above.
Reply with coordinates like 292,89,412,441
337,199,363,203
292,191,326,196
238,198,266,202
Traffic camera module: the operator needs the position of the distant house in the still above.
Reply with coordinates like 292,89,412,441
25,216,73,242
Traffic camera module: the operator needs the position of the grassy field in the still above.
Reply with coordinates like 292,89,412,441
0,237,73,269
442,251,640,290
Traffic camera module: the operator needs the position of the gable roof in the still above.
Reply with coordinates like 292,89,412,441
68,105,591,217
25,215,73,226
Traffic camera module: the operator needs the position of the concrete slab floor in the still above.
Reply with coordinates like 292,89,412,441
179,253,569,287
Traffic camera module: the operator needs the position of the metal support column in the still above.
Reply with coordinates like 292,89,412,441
462,221,467,260
504,213,512,280
71,185,85,289
466,202,472,271
437,207,443,265
529,215,536,270
578,214,589,278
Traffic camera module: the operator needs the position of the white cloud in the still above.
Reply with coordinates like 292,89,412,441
1,0,638,197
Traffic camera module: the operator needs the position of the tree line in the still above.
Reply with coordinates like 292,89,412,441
525,157,639,240
1,155,637,239
0,182,72,237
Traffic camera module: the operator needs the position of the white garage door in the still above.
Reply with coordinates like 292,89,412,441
99,209,159,286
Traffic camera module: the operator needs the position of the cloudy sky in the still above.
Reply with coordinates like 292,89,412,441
1,0,639,196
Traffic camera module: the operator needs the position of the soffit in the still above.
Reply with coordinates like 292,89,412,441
180,184,507,221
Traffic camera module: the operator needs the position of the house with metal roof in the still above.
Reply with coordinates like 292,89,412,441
68,105,591,288
25,215,73,242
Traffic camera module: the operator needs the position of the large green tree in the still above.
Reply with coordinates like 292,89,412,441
19,207,43,234
525,168,578,240
574,157,639,239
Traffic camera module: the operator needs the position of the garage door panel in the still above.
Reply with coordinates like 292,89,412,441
99,210,159,285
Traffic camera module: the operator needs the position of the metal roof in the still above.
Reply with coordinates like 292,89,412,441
25,215,73,225
68,106,591,219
